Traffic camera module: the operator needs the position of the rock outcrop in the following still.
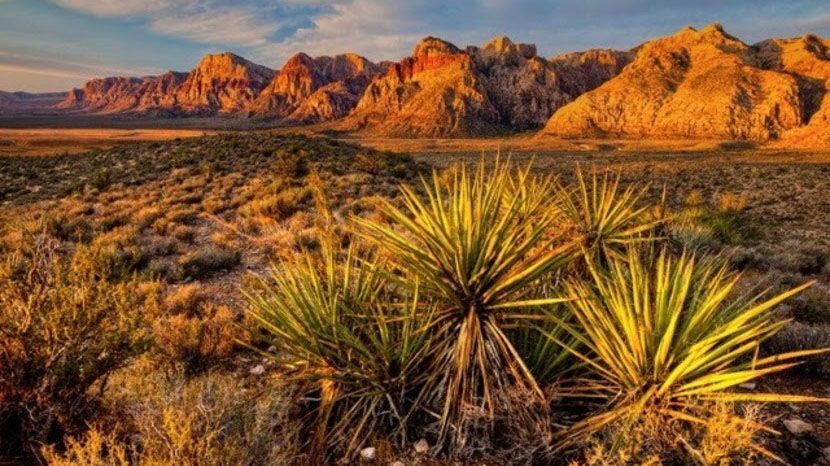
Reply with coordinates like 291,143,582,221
470,36,567,129
59,53,273,115
549,49,633,97
541,24,805,141
341,37,500,137
174,53,274,114
252,52,381,122
757,35,830,147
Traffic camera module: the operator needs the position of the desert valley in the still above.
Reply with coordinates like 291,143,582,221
2,13,830,466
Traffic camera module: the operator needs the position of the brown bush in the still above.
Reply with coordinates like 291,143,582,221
0,235,156,460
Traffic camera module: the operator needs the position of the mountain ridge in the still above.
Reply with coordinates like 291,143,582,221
2,25,829,145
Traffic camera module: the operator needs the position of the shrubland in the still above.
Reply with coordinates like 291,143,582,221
1,134,828,465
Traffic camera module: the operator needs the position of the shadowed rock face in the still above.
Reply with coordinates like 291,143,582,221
541,24,807,141
756,35,830,148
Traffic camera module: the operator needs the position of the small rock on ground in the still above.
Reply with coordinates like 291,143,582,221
359,447,376,460
784,418,814,435
414,439,429,454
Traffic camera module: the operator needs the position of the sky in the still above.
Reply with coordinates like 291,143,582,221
1,0,829,92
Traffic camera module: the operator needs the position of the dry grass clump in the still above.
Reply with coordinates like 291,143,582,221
666,190,752,250
573,401,767,465
43,368,302,466
153,303,240,375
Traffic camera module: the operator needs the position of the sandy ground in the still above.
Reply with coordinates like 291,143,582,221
2,126,830,162
0,128,214,156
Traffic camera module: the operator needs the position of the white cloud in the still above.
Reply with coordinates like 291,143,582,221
150,7,281,48
51,0,175,17
51,0,282,48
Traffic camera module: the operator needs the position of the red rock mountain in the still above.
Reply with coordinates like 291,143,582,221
251,52,382,122
26,28,830,144
541,24,807,141
59,53,273,115
339,36,630,136
59,72,188,114
174,53,274,114
340,37,500,137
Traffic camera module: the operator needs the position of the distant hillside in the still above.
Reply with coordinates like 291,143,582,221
0,91,66,114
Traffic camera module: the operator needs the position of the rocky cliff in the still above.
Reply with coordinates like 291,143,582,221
252,52,381,122
341,36,627,136
541,24,805,141
757,35,830,147
59,53,272,115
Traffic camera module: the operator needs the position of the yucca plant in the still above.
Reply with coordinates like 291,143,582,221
548,247,827,456
557,168,663,265
355,160,577,446
244,246,431,460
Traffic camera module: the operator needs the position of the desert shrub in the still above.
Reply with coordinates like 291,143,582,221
178,245,240,279
769,243,829,275
88,168,112,191
166,207,199,225
43,371,301,466
668,192,750,250
163,283,206,315
153,304,239,374
0,237,154,460
133,207,162,230
241,186,311,220
786,283,830,324
246,246,430,461
42,429,131,466
355,160,576,448
550,247,823,458
171,224,196,242
763,322,830,376
43,211,93,242
273,148,309,177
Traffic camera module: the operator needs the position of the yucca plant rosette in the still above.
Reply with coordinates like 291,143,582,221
546,246,828,456
355,159,578,447
557,168,664,265
243,246,432,460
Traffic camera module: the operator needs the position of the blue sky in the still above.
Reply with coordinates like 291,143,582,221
1,0,828,92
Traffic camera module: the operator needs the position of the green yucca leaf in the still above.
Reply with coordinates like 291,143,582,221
243,246,432,459
553,247,828,447
557,168,663,264
355,159,577,447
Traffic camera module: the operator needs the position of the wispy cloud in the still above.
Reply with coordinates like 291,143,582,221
0,50,160,80
51,0,174,17
50,0,290,49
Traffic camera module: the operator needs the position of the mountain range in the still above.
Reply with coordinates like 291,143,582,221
3,24,830,147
